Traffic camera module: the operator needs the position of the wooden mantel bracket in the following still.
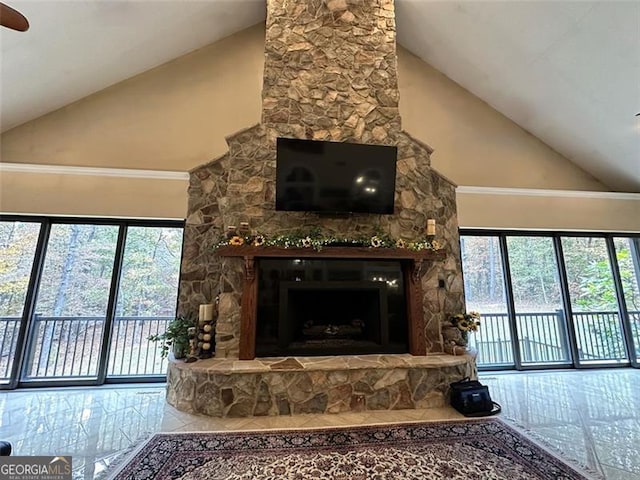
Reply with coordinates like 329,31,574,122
216,246,446,359
411,259,424,284
239,255,257,359
244,256,256,281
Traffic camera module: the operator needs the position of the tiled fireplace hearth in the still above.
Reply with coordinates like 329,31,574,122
168,0,476,417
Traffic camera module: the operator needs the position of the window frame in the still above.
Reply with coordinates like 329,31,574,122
0,214,185,390
460,229,639,371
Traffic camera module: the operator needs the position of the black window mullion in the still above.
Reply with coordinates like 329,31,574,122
629,238,640,283
96,224,128,384
8,220,51,389
553,235,581,368
606,236,637,367
498,235,523,369
629,238,640,368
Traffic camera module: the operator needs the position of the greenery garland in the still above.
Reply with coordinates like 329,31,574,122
215,227,442,252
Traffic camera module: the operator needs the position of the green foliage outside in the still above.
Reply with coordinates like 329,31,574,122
506,236,562,311
461,235,640,360
0,223,183,319
0,222,40,317
462,235,640,314
116,227,183,317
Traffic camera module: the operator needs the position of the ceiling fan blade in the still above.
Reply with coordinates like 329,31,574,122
0,2,29,31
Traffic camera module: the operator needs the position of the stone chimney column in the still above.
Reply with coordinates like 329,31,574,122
262,0,401,143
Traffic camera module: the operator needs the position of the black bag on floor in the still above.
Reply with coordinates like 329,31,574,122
449,377,501,417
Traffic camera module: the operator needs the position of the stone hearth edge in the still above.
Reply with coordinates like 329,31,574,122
167,353,476,417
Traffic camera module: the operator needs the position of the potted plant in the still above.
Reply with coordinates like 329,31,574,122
148,315,196,359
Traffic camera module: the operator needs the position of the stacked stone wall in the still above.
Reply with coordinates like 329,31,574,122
178,0,465,358
262,0,401,143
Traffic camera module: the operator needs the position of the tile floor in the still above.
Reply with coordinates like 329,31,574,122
482,369,640,480
0,368,638,480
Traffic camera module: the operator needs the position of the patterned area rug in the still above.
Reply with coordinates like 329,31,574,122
111,419,594,480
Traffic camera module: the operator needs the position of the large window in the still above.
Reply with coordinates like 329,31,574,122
506,236,571,365
23,224,119,380
0,221,41,383
108,226,183,377
0,216,184,389
562,237,627,364
460,236,513,366
614,237,640,362
461,231,639,370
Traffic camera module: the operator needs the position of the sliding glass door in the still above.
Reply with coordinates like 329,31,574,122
107,226,183,378
613,237,640,363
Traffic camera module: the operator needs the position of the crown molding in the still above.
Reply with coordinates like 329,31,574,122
457,186,640,201
0,162,189,180
2,165,638,200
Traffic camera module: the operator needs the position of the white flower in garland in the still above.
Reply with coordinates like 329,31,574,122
301,236,313,248
253,235,265,247
395,238,406,249
371,236,383,248
431,240,442,250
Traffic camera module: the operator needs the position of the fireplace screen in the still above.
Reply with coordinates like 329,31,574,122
256,259,408,356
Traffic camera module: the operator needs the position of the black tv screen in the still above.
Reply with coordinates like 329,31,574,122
275,138,397,214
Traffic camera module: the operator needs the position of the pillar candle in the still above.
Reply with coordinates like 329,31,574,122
426,219,436,236
199,303,214,322
202,303,214,321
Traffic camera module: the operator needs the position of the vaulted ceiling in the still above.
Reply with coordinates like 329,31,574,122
1,1,638,191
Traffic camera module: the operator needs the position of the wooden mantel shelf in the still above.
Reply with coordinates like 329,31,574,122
215,245,446,262
215,245,445,360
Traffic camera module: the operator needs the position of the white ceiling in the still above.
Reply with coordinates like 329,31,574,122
1,0,639,192
0,0,266,129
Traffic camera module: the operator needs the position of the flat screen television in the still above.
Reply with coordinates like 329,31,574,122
275,138,397,214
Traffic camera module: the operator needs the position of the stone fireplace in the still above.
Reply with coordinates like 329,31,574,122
167,0,475,418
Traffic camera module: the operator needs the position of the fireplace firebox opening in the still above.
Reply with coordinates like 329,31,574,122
256,259,408,357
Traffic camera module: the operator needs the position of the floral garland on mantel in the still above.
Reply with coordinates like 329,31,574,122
216,228,442,253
